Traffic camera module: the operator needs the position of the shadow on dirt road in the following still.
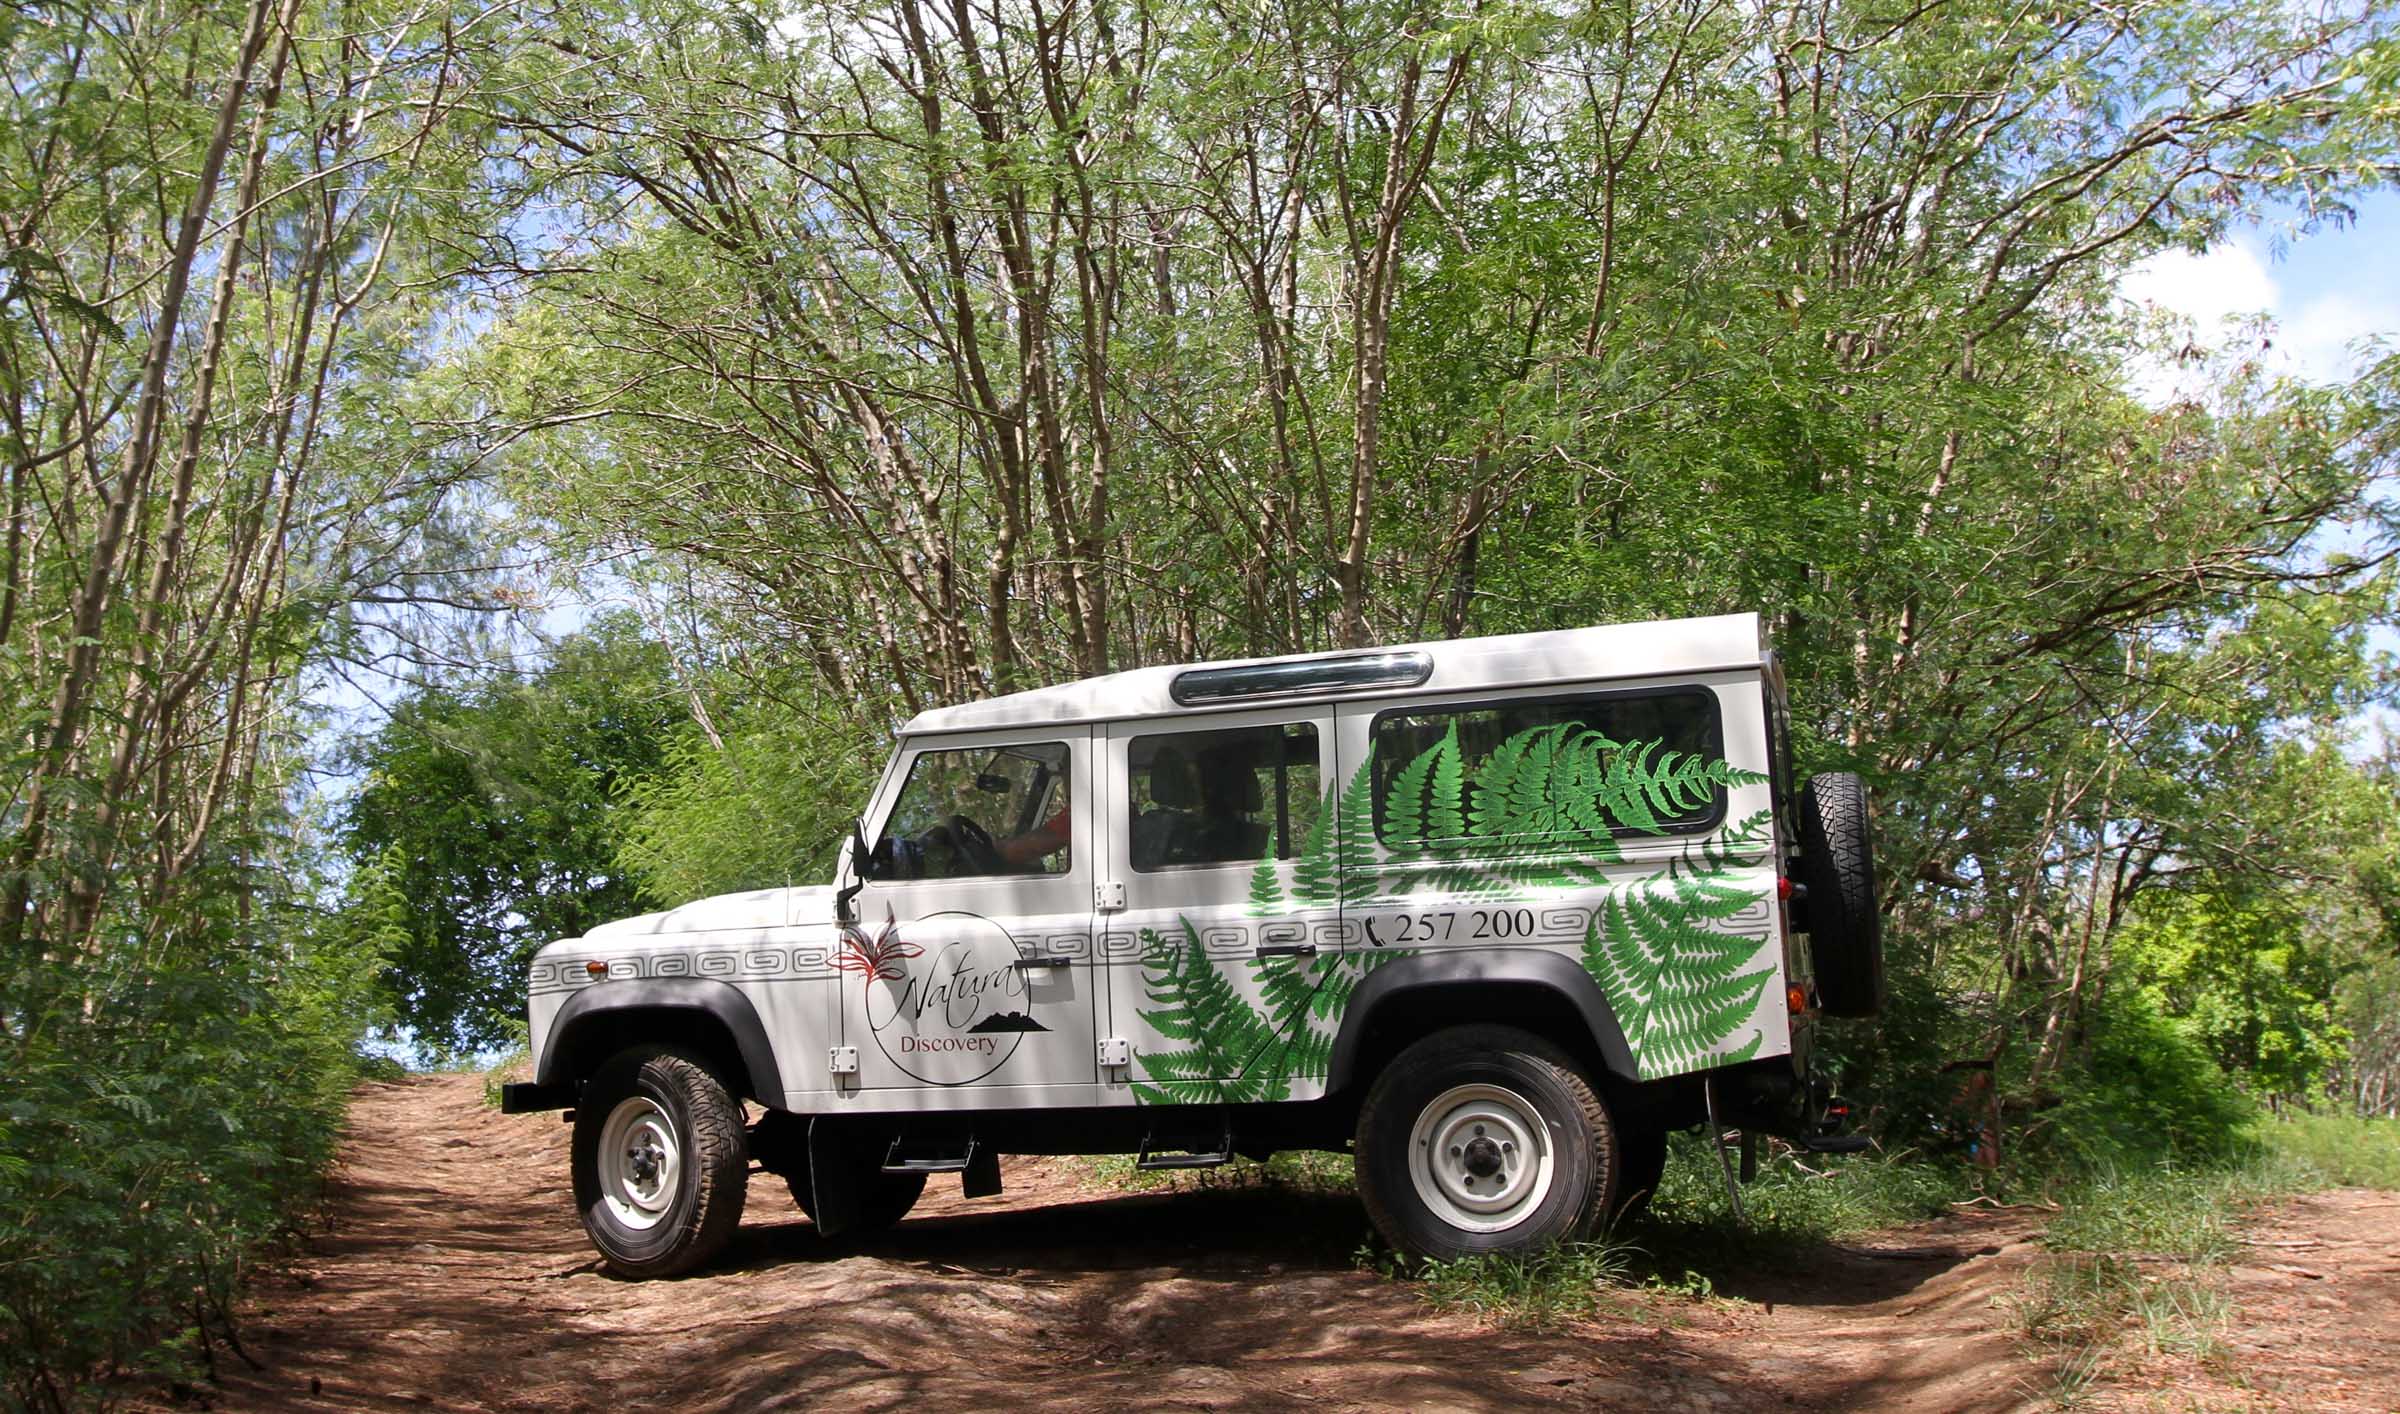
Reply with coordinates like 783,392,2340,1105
200,1074,2069,1413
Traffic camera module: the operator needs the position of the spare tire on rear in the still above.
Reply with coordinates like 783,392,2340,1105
1795,771,1883,1018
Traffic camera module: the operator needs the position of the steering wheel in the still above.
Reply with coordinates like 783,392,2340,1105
944,814,1006,875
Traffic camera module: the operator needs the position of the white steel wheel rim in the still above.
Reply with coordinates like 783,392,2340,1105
1407,1082,1556,1234
597,1096,681,1231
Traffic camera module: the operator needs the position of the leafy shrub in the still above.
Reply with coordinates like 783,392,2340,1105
615,697,877,900
0,909,385,1409
2027,990,2260,1174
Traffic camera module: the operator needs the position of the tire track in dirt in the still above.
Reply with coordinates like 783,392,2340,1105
183,1076,2393,1412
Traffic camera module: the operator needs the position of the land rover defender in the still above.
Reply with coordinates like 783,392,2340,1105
503,613,1882,1275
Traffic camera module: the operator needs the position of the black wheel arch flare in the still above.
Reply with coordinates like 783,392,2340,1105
1323,949,1640,1094
537,978,781,1104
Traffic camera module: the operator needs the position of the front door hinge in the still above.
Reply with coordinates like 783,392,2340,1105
828,1045,859,1076
1098,1036,1131,1069
1096,879,1126,912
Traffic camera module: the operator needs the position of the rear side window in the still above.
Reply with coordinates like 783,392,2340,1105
1370,689,1732,853
1126,723,1320,871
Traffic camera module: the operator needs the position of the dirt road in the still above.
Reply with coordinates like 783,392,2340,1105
197,1076,2396,1412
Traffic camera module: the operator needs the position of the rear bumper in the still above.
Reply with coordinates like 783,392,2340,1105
499,1080,578,1114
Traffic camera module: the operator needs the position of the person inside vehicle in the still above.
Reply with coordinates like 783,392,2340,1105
994,802,1070,870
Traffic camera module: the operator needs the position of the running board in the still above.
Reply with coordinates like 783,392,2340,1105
1135,1121,1232,1170
883,1135,977,1174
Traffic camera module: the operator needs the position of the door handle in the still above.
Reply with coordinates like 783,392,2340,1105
1253,943,1318,960
1013,955,1076,970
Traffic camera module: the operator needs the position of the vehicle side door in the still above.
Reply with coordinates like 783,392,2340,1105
839,729,1101,1109
1099,709,1352,1105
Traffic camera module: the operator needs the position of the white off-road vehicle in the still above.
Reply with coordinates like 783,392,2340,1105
505,613,1882,1276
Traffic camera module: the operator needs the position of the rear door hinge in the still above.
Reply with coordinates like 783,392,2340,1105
828,1045,859,1075
1096,880,1126,912
1097,1036,1131,1069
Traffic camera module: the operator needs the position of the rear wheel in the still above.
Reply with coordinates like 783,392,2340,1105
571,1047,747,1277
1356,1025,1618,1260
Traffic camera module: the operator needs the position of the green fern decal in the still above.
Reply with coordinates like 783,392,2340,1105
1131,919,1292,1103
1333,755,1380,906
1143,757,1402,1103
1131,921,1406,1102
1382,722,1463,855
1286,784,1340,909
1138,723,1776,1101
1248,756,1373,916
1580,810,1776,1080
1379,723,1766,896
1246,849,1283,917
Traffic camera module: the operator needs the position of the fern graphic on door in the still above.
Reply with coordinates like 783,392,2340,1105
1129,726,1779,1102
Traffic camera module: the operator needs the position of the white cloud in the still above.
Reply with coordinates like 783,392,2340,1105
2118,237,2399,398
2121,242,2280,330
2284,293,2395,385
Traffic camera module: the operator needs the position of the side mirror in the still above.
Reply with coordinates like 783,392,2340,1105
836,820,871,924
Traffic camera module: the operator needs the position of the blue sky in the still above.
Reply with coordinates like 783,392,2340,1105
2119,189,2399,750
2121,189,2400,390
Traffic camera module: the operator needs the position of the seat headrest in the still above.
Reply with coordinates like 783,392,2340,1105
1149,745,1200,808
1195,744,1263,812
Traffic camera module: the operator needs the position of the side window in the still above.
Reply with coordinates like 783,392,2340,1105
874,741,1072,880
1371,689,1729,852
1127,723,1320,871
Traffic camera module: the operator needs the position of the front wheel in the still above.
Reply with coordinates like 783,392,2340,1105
1356,1025,1619,1260
571,1047,748,1277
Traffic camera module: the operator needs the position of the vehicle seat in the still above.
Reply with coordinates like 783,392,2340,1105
1132,746,1199,870
1172,745,1269,864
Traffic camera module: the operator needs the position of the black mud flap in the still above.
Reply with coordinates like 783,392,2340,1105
807,1116,866,1239
498,1080,575,1114
963,1145,1003,1199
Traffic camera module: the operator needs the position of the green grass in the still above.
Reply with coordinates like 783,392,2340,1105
2007,1113,2400,1404
2036,1112,2400,1262
1403,1240,1641,1328
2038,1165,2251,1262
1637,1132,1975,1261
1078,1149,1355,1195
2257,1111,2400,1190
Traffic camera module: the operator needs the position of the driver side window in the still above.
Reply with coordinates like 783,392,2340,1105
875,741,1072,880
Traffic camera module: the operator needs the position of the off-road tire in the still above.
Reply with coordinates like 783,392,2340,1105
1613,1124,1669,1221
571,1047,748,1278
1796,771,1883,1018
1356,1025,1618,1260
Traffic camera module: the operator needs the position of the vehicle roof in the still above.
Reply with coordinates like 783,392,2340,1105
900,612,1767,737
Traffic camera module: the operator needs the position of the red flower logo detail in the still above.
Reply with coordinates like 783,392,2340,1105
834,913,921,984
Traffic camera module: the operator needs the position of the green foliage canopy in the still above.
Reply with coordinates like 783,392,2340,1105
338,620,684,1053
